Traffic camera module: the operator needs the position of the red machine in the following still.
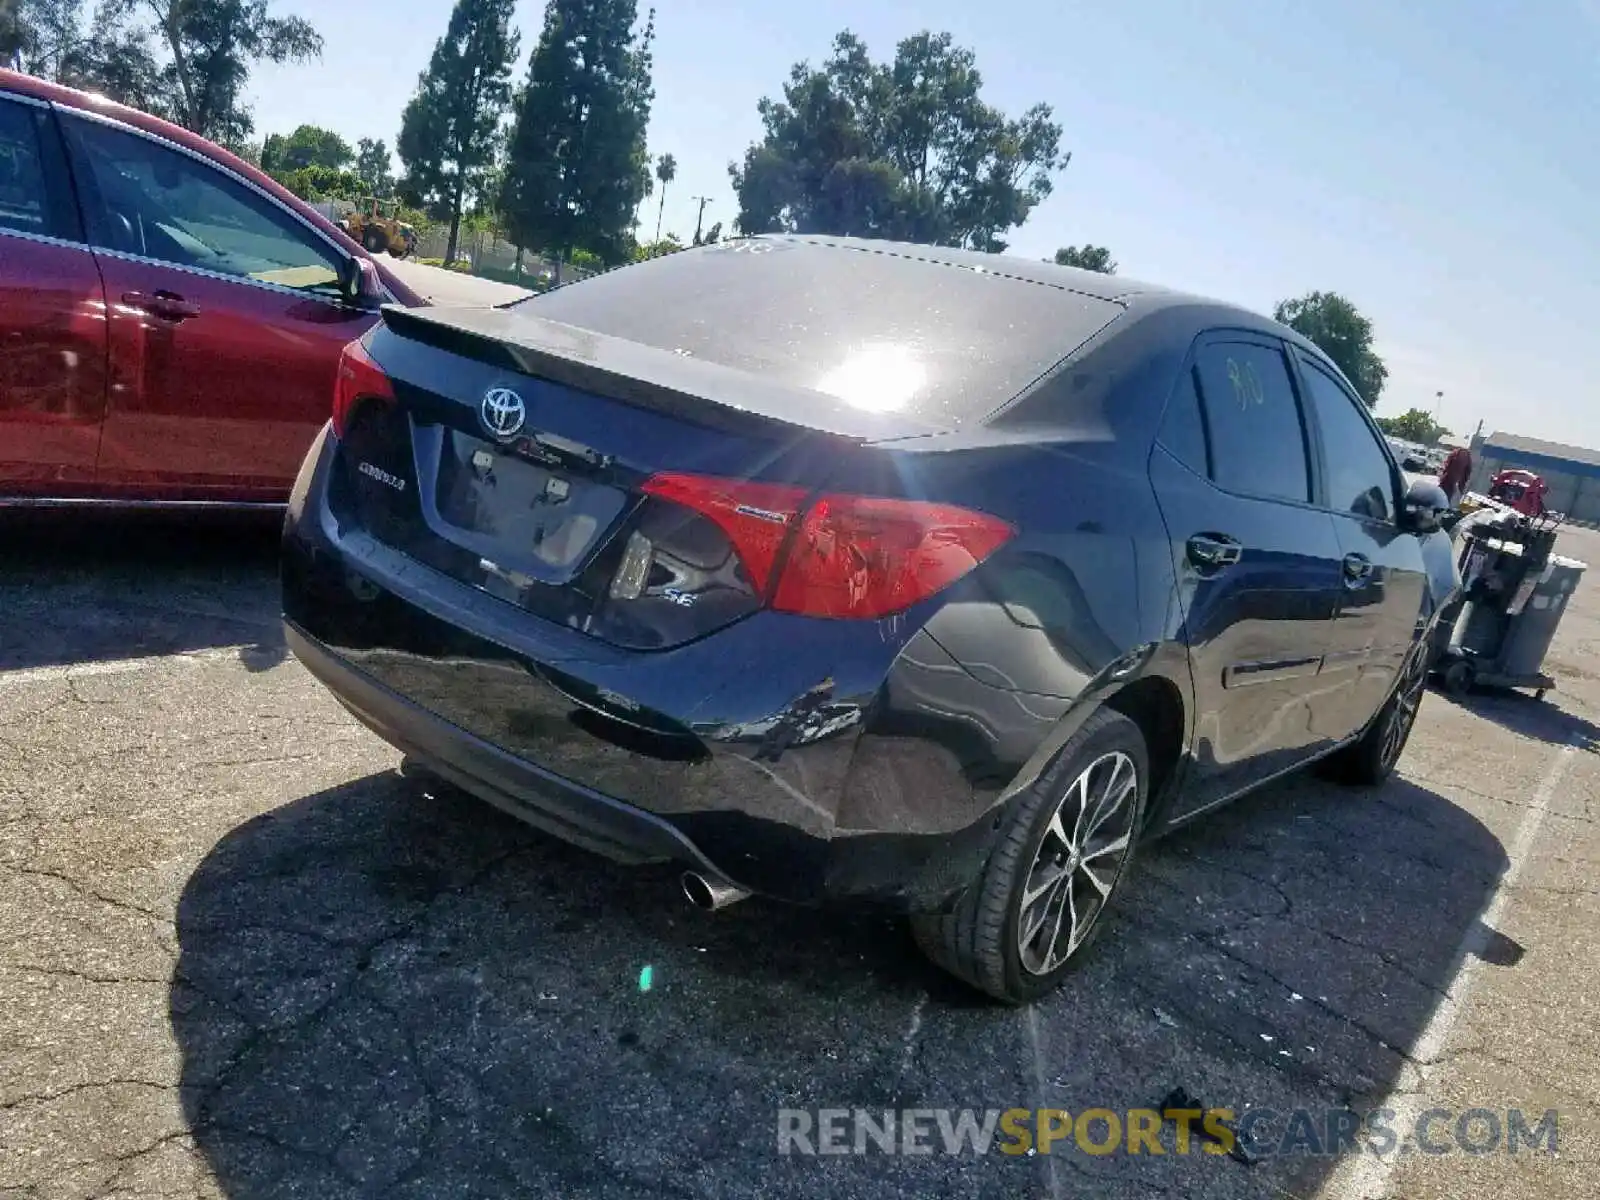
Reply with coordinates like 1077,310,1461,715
1487,468,1548,517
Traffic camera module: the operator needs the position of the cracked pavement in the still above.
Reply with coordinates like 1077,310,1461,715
2,513,1598,1199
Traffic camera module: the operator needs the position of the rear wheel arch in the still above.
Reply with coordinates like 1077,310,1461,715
991,651,1192,836
1100,672,1187,827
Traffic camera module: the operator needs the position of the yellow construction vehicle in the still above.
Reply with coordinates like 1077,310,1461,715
339,197,417,258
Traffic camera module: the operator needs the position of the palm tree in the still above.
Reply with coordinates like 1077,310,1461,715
634,162,654,237
653,153,677,244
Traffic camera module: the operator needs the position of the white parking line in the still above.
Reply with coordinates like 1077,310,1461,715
897,992,927,1080
0,648,239,690
1024,1005,1066,1200
1326,734,1581,1199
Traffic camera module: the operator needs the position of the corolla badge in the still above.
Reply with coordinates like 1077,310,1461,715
480,387,527,439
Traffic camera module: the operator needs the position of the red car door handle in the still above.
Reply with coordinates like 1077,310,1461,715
123,290,201,321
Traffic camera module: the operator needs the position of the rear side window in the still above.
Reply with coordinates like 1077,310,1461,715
1193,340,1310,503
1157,367,1209,476
519,240,1124,427
1297,353,1394,521
0,98,74,240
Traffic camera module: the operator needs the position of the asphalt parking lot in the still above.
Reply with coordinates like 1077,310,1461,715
3,514,1598,1200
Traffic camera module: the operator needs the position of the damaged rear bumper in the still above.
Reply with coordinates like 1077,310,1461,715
281,428,1064,912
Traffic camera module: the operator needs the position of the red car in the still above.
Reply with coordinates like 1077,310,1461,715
1487,468,1548,517
0,69,424,506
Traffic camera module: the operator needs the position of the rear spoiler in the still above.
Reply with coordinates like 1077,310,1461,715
378,304,943,442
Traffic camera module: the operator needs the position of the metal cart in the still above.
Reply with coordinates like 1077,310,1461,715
1432,505,1584,698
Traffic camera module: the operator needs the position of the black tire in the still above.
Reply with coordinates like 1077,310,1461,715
1425,597,1462,674
362,227,386,253
911,707,1149,1005
1324,640,1430,786
1442,658,1475,696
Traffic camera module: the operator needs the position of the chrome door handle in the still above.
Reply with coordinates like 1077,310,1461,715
1187,534,1242,569
1343,552,1373,581
123,290,200,321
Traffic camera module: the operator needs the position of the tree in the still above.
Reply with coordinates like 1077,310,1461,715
631,160,652,234
500,0,656,271
2,0,24,67
5,0,84,76
397,0,518,268
1375,409,1450,444
1052,244,1116,273
71,2,163,111
729,31,1065,251
1273,291,1389,407
80,15,163,110
354,136,394,197
8,0,319,140
7,0,160,108
465,160,502,219
632,233,682,261
270,163,363,201
260,123,353,173
139,0,322,143
651,151,674,243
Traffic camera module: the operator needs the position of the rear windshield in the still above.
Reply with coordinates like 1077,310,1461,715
515,240,1123,425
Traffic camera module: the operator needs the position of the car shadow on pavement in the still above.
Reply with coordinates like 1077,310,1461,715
1432,683,1600,751
171,763,1508,1200
0,512,286,672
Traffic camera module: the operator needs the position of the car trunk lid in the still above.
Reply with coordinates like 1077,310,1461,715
331,306,932,650
379,304,950,441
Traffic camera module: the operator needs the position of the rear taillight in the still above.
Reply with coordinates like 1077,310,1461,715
641,473,806,594
332,338,395,438
641,473,1014,619
773,495,1015,618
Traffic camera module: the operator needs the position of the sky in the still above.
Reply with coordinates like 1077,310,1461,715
248,0,1600,447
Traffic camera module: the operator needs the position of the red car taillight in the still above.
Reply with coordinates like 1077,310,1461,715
773,494,1016,618
332,338,394,438
641,473,808,594
641,472,1015,619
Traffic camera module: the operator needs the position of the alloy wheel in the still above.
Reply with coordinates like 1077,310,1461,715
1380,647,1429,771
1016,751,1139,975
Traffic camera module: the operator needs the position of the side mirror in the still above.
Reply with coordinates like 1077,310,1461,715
339,256,385,309
1401,476,1450,533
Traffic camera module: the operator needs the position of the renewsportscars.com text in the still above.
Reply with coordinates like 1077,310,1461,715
777,1107,1559,1159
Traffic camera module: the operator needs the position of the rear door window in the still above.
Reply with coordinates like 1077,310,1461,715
0,98,76,241
1193,338,1310,503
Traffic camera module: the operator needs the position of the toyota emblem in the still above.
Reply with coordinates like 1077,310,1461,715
479,387,527,439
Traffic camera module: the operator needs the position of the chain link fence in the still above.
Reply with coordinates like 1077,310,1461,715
308,200,684,289
310,200,658,289
411,228,596,288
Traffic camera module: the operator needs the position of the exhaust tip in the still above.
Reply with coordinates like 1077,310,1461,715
681,871,749,911
681,871,715,910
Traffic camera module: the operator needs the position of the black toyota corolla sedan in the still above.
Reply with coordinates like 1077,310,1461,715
282,236,1457,1004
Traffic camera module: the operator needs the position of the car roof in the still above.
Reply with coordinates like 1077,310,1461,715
767,234,1176,302
764,234,1332,360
